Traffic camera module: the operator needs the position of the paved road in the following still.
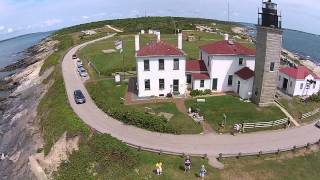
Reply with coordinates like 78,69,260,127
62,35,320,157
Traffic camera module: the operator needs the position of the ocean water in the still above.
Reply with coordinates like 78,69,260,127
0,32,51,70
242,23,320,62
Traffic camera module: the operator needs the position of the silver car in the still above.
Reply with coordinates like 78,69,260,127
316,120,320,128
78,67,88,77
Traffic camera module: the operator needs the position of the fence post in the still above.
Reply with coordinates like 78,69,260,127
292,145,297,152
306,143,311,150
236,152,242,159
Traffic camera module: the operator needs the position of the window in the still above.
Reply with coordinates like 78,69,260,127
290,81,292,87
212,79,218,90
145,79,150,90
239,58,244,65
173,59,179,70
208,56,210,67
144,60,150,71
228,75,233,86
278,75,281,81
300,83,304,89
313,82,317,89
270,62,275,72
159,59,164,70
200,52,203,60
200,80,205,88
306,83,310,89
159,79,164,90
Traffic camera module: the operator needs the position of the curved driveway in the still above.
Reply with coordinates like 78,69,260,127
62,34,320,156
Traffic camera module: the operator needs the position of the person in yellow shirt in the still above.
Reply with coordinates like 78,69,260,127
155,162,163,175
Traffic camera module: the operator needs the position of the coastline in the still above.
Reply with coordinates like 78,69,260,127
233,26,320,76
0,37,57,179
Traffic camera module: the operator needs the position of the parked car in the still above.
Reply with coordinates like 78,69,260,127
72,54,77,59
76,58,82,63
78,67,88,77
76,61,83,68
74,90,86,104
316,120,320,128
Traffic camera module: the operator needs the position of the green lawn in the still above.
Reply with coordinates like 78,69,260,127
185,96,286,133
220,150,320,180
86,79,201,134
55,133,320,180
54,134,219,180
132,103,202,134
279,97,320,123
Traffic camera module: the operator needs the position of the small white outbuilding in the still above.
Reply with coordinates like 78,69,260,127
278,66,320,96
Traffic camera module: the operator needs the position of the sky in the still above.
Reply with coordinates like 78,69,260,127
0,0,320,40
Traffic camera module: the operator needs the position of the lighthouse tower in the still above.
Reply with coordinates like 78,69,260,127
252,0,283,107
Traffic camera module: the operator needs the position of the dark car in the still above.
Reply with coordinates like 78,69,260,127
72,54,77,59
74,90,86,104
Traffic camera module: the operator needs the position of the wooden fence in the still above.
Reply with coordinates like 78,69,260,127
242,118,289,131
301,108,320,119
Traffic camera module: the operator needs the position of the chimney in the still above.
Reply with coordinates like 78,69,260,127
135,34,140,51
178,33,183,50
156,31,161,42
224,34,229,41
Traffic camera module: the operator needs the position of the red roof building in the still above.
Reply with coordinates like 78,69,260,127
279,66,320,80
200,40,256,56
136,41,184,57
191,73,210,80
186,60,208,72
235,67,255,80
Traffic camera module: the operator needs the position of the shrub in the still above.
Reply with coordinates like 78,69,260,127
306,92,320,102
190,89,212,97
107,107,176,133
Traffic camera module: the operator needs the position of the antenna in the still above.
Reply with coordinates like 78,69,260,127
227,0,230,23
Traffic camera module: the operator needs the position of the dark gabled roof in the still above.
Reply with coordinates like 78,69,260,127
137,41,184,57
186,60,208,72
200,40,256,56
192,73,210,80
235,67,254,80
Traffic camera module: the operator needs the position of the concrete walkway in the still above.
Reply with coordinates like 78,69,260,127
62,35,320,157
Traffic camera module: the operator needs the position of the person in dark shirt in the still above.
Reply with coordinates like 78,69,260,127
184,156,191,172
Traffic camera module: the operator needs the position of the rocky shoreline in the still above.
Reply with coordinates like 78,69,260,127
0,37,57,179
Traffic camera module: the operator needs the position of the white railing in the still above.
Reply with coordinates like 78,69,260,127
242,118,289,131
301,108,320,119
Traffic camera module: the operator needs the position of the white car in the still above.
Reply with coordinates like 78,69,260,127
316,120,320,128
78,67,88,77
76,62,83,68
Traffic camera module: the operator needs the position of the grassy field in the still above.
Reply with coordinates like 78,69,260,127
85,79,202,134
78,30,253,77
54,134,219,180
279,97,320,123
219,149,320,180
132,103,202,134
185,96,286,133
58,16,238,35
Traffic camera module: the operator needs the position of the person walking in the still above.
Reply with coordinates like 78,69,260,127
184,156,192,172
199,165,206,179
